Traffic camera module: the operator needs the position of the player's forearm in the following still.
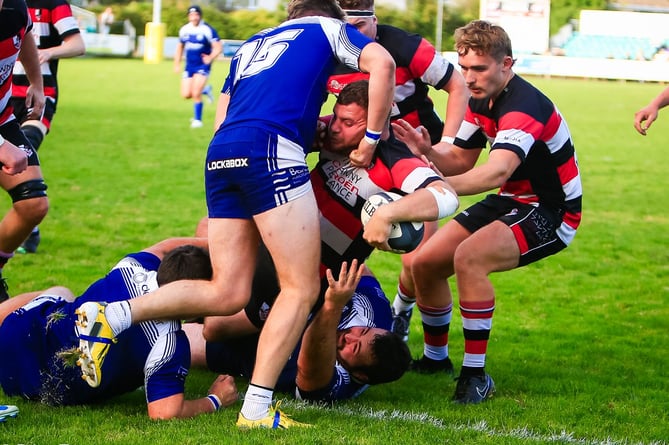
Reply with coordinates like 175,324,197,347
441,75,469,140
19,37,44,91
649,86,669,110
296,305,341,390
50,34,86,59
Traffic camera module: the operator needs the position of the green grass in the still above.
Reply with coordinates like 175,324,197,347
1,58,668,444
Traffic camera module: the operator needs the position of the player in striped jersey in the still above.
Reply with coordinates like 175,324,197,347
0,238,239,419
392,20,583,404
0,0,47,302
328,0,470,346
10,0,85,254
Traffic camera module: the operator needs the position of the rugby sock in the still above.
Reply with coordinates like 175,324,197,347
194,102,203,121
460,299,495,370
418,302,452,361
104,301,132,337
393,281,416,313
240,383,273,420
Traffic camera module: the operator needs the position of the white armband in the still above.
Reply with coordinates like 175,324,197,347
207,394,221,411
426,186,459,218
0,134,5,146
440,135,455,144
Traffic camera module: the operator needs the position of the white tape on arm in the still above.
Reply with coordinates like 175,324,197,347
427,186,459,218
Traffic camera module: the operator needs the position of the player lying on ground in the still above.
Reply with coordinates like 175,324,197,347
0,238,238,419
185,245,410,403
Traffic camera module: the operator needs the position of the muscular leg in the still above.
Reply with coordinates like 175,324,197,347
250,190,320,389
0,165,49,255
128,218,260,322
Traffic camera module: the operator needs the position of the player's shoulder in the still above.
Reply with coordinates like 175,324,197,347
27,0,66,11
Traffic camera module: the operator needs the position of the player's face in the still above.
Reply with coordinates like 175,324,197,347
328,102,367,153
347,16,378,40
188,11,201,25
458,50,513,101
336,326,386,380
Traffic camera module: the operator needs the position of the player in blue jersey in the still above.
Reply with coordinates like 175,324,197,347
174,5,221,128
0,238,238,419
73,0,396,429
392,20,583,404
186,248,411,403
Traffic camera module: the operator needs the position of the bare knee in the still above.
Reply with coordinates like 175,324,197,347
14,196,49,226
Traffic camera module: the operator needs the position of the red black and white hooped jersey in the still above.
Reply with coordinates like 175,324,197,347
11,0,81,102
0,0,32,125
311,124,443,277
327,24,454,142
455,74,582,246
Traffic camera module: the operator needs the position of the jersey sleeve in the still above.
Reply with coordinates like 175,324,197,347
144,330,190,403
295,363,368,403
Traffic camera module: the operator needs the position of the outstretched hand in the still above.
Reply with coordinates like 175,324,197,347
391,119,433,157
324,260,365,308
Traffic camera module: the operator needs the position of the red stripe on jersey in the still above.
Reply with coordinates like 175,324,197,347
405,38,437,79
510,223,529,254
499,179,533,198
499,110,544,140
327,72,368,96
51,3,77,25
312,172,363,240
557,155,579,184
542,106,562,140
387,156,432,190
563,210,581,230
396,109,422,130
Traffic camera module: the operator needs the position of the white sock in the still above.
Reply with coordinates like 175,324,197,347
240,384,273,420
393,285,416,313
104,301,132,337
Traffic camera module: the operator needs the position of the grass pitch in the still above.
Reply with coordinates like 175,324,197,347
1,58,668,444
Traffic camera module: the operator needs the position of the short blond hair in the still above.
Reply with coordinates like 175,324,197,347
454,20,513,63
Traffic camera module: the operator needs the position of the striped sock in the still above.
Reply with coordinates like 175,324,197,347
418,302,452,361
460,299,495,370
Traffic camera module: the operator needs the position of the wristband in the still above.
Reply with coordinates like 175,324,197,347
363,135,380,146
0,134,4,146
207,394,221,411
440,135,455,144
365,128,382,139
427,186,459,218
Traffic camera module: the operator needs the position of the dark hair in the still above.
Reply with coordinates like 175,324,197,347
454,20,513,63
337,80,369,109
354,331,411,385
156,245,212,286
287,0,345,21
339,0,374,10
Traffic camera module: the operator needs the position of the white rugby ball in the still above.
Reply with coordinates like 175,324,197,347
360,191,425,253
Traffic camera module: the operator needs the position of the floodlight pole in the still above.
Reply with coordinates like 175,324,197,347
436,0,444,53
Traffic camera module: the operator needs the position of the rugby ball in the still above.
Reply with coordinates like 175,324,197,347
360,191,425,253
